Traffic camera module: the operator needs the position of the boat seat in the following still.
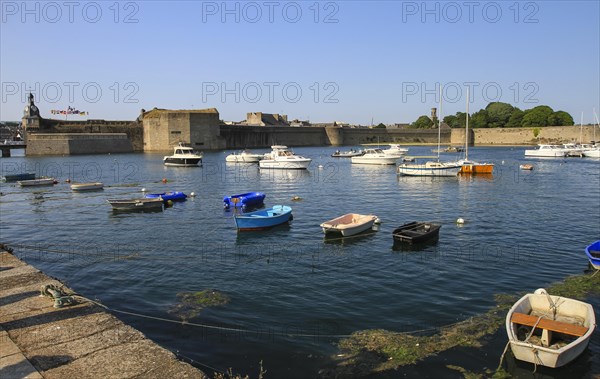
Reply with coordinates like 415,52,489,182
400,230,422,237
511,312,588,337
590,250,600,258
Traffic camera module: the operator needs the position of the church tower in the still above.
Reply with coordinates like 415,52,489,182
22,93,41,141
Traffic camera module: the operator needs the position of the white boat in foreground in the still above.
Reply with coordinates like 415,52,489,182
71,182,104,191
350,148,398,165
524,144,568,157
583,147,600,158
320,213,378,236
225,150,264,163
259,145,311,169
163,143,203,167
17,177,57,186
506,288,596,368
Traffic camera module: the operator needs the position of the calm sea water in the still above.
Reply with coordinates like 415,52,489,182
1,146,599,378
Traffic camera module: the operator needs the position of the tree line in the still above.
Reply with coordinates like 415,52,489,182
410,102,574,129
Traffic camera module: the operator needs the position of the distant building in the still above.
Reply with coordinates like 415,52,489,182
289,119,311,127
246,112,289,126
387,123,411,129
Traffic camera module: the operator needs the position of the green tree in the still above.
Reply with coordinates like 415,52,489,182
443,115,457,128
469,110,489,128
506,108,524,127
547,111,574,126
373,123,387,128
485,102,515,128
411,115,434,129
522,105,554,126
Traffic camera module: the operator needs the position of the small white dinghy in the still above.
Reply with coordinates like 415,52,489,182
320,213,378,237
17,177,57,187
71,182,104,191
505,288,596,368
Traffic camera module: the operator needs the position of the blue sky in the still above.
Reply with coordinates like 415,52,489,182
1,1,599,124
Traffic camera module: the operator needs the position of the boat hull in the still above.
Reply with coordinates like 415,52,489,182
17,178,56,186
392,222,441,244
145,192,187,202
583,149,600,158
320,214,377,236
259,159,311,169
234,205,292,231
397,163,461,176
71,182,104,191
585,240,600,269
350,156,398,165
223,192,266,209
2,173,36,182
459,163,494,174
225,154,263,163
163,157,202,167
506,291,596,368
107,198,164,211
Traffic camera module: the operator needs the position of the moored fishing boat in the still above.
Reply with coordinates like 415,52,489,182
71,182,104,191
163,143,203,167
223,192,266,210
331,149,364,157
524,144,568,157
145,191,187,202
320,213,378,236
584,240,600,269
392,222,441,244
259,146,311,169
505,288,596,368
457,89,495,175
107,198,164,211
382,144,409,157
17,177,57,186
234,205,292,231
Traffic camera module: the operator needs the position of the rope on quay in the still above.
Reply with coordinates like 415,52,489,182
66,293,447,339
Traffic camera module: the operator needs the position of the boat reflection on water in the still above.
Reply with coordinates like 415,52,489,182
234,222,292,243
323,228,378,246
392,236,440,252
503,347,593,379
458,172,495,182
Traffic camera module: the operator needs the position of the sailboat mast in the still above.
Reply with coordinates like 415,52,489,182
465,87,470,160
438,84,442,159
580,112,584,144
594,108,599,143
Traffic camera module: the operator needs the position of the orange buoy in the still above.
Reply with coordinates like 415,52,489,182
162,178,168,183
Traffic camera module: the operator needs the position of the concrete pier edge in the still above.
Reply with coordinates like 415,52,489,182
0,249,207,379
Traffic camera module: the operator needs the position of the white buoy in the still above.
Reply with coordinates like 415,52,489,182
374,217,381,224
456,217,465,224
190,192,196,197
141,188,147,192
318,164,324,169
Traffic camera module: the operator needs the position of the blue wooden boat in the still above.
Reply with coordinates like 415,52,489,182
585,240,600,270
223,192,266,210
145,191,187,202
2,173,36,182
234,205,292,231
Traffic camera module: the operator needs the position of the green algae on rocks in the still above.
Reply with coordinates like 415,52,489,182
169,289,230,321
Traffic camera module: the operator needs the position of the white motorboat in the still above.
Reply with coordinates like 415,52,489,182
506,288,596,368
382,144,409,157
350,148,398,165
320,213,378,237
259,145,311,169
225,150,264,163
17,177,57,187
524,144,568,157
163,143,203,167
397,161,462,176
583,146,600,158
71,182,104,191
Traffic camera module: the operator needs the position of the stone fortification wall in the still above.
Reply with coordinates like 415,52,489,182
39,119,143,151
472,125,597,145
26,134,133,155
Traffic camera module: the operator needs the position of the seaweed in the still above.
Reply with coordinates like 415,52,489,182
168,289,230,321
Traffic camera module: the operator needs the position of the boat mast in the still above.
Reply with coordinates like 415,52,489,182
594,108,599,143
437,84,442,160
580,112,584,144
465,87,470,161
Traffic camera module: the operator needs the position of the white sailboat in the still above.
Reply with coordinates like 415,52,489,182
455,88,494,174
397,85,461,177
583,109,600,158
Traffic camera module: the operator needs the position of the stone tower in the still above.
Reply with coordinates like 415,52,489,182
22,93,41,135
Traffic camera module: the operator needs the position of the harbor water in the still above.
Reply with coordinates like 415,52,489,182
1,146,599,378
